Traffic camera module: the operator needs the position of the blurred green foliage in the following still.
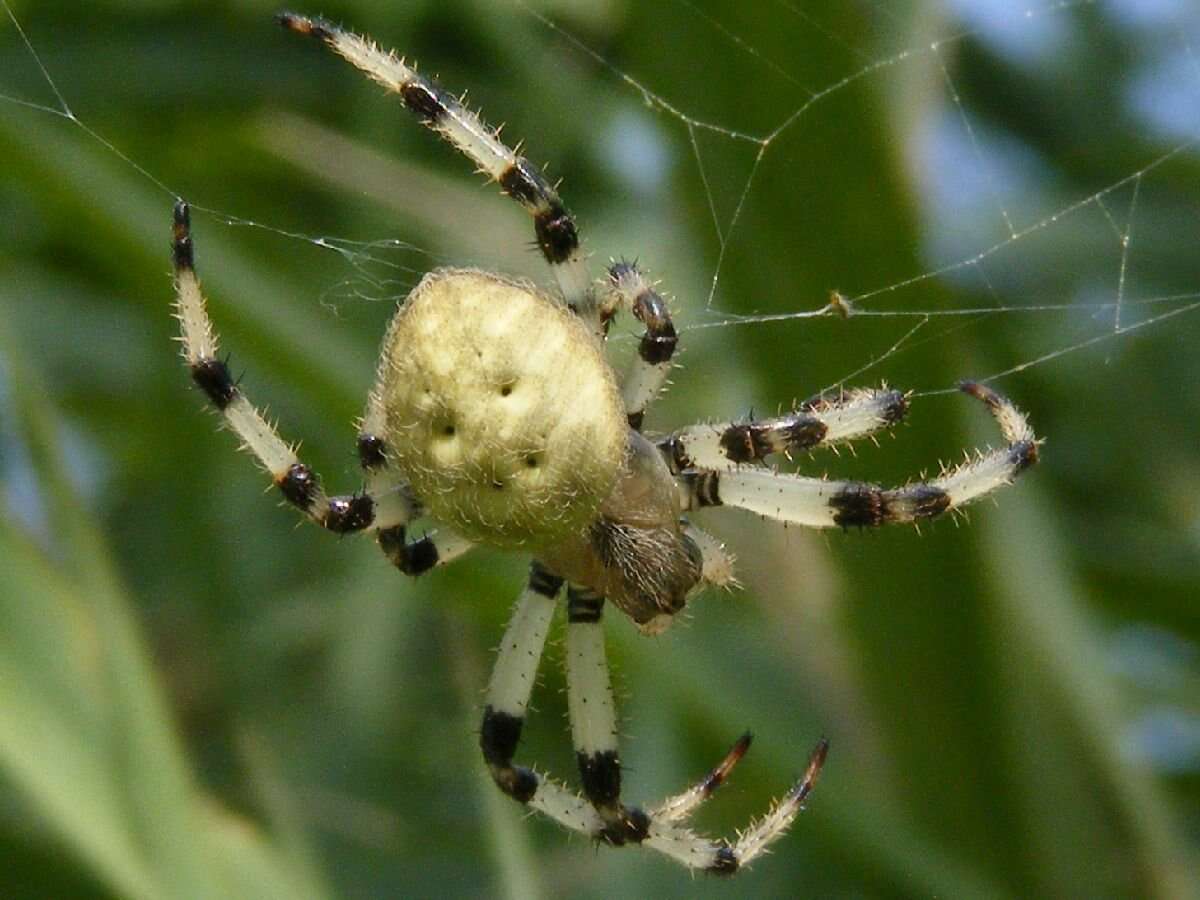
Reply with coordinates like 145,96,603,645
1,1,1198,897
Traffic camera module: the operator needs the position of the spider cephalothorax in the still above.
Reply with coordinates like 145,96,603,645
170,12,1040,874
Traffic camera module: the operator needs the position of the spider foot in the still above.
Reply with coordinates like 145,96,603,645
639,735,828,874
651,731,754,823
707,736,829,871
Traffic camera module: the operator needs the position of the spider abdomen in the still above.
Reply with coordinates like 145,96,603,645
378,269,627,549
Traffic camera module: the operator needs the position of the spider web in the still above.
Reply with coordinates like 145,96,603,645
2,0,1196,406
523,0,1200,402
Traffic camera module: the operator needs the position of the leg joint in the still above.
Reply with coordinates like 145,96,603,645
323,494,375,533
480,706,522,768
681,471,722,508
534,204,579,265
400,80,450,123
528,561,564,597
488,764,540,804
566,587,604,623
598,806,650,846
377,525,439,574
709,845,739,875
577,750,621,810
190,357,237,410
356,433,387,469
277,462,318,511
480,706,539,803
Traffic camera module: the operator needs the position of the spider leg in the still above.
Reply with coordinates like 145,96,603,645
697,736,828,867
482,567,827,873
375,524,474,575
568,584,753,832
563,586,650,843
480,563,565,802
677,383,1039,527
661,386,908,472
174,200,470,575
600,261,678,431
278,14,596,330
650,732,753,824
173,202,378,532
480,564,624,836
682,523,739,589
563,586,830,871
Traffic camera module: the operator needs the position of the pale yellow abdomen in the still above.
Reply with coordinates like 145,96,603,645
379,269,627,549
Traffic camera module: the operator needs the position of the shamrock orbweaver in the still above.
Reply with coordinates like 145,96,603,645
169,12,1040,874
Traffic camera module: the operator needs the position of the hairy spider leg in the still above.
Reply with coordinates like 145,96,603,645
480,565,828,873
650,732,753,824
662,386,910,472
479,563,564,804
678,382,1038,527
681,523,739,589
599,260,679,431
278,13,597,331
563,587,649,842
172,201,468,572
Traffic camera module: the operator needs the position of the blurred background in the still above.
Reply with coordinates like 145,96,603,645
1,0,1198,897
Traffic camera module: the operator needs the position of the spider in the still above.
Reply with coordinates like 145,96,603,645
170,13,1040,875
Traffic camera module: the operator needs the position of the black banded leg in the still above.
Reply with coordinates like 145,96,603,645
645,737,829,874
354,430,411,528
601,261,678,430
651,732,753,823
376,524,473,576
564,587,650,844
677,383,1039,528
630,736,827,874
476,564,612,838
173,201,378,534
278,14,595,328
563,583,830,872
481,562,563,801
660,386,908,472
479,566,828,872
